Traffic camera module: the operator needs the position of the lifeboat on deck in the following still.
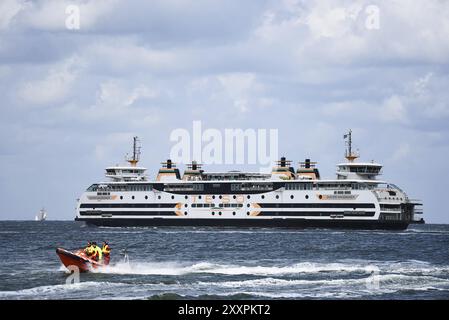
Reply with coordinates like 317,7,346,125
56,248,109,272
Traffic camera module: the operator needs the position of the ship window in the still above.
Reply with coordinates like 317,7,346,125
193,184,204,191
231,184,241,191
290,195,294,199
247,195,251,199
305,195,309,199
286,183,301,190
184,212,187,215
87,184,99,192
158,195,161,200
300,183,313,190
132,196,135,200
241,183,273,192
276,195,279,199
233,212,236,215
247,212,250,215
171,196,175,199
120,196,123,200
261,195,265,199
185,204,188,208
247,204,250,207
145,196,148,200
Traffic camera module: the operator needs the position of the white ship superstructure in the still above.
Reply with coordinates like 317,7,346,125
75,133,423,229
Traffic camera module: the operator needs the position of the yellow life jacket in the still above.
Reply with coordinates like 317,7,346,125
94,246,103,260
102,245,111,255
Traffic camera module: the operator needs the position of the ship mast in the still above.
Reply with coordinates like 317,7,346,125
344,129,359,162
126,136,141,167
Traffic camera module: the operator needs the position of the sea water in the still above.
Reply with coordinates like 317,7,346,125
0,221,448,300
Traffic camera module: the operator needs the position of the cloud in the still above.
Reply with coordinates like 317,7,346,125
1,0,449,223
412,73,433,97
379,95,408,124
94,132,136,163
217,73,257,97
186,72,272,115
17,56,81,105
253,0,449,68
390,143,411,162
0,0,27,30
85,40,179,74
95,80,158,109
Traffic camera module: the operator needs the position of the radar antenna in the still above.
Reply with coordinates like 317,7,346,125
126,136,141,167
344,129,359,162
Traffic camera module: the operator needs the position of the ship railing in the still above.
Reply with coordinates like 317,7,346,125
407,199,423,206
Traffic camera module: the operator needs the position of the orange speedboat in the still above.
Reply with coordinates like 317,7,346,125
56,248,109,272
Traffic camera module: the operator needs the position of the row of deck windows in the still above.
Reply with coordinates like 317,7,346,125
183,212,239,216
88,182,377,193
88,184,152,192
115,194,311,201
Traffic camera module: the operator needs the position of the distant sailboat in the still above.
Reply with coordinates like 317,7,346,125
35,208,47,221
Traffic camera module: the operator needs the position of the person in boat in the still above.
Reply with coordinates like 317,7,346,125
102,241,111,265
90,242,103,262
84,241,94,257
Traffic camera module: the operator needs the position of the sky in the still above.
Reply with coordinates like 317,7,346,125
0,0,448,222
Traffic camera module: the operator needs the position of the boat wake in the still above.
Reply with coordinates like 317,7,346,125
92,259,449,277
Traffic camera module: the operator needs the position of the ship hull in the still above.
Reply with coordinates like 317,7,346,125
75,217,408,230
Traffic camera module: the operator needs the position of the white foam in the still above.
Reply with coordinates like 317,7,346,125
88,259,449,278
0,281,126,298
199,273,449,289
91,261,370,276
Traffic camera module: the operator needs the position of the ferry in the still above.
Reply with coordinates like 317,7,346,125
75,132,423,230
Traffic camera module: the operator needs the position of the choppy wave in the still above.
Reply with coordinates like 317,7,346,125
4,274,447,300
0,281,128,299
91,260,449,277
3,264,449,300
